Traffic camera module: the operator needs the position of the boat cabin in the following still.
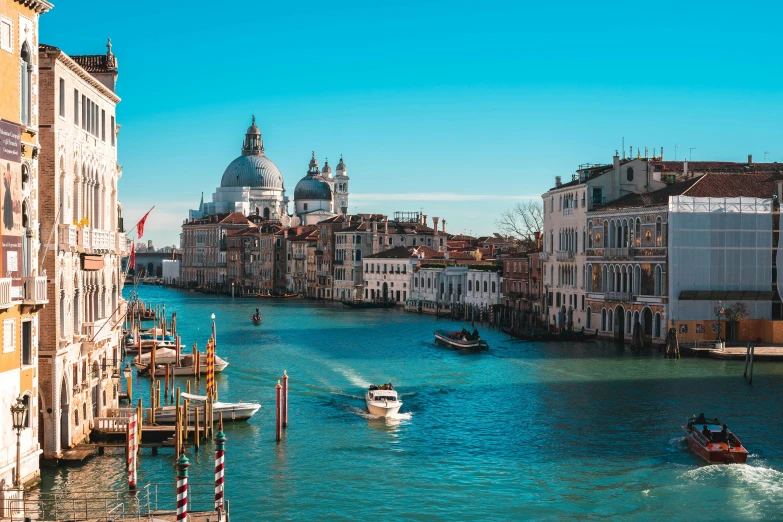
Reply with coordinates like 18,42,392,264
368,390,398,402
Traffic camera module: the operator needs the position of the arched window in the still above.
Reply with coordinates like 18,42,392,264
654,265,662,296
608,309,613,331
492,281,496,293
586,307,592,328
654,313,661,338
626,167,634,181
601,309,606,331
656,217,663,247
468,280,472,292
483,281,488,293
263,207,270,219
635,219,641,247
20,42,32,125
626,310,632,333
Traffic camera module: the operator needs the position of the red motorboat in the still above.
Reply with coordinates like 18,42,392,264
682,415,748,464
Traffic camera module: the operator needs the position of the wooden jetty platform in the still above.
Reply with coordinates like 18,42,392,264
708,346,783,360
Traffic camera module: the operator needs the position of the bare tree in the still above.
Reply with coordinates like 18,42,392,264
496,200,543,245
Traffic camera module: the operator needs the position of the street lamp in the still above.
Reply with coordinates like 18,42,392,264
211,313,216,345
123,363,133,403
10,396,27,487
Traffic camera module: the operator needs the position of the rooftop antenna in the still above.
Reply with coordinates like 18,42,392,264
622,137,625,159
764,151,770,161
674,144,682,161
689,147,696,161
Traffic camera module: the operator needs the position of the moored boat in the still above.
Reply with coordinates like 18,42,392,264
133,348,229,375
341,298,395,309
154,392,260,424
682,415,748,464
365,384,402,417
434,329,488,351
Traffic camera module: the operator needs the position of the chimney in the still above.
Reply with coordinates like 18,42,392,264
384,217,388,234
423,214,428,227
660,146,664,161
777,181,782,202
533,231,541,249
613,152,621,198
432,217,439,235
555,176,562,187
372,221,378,233
683,160,688,178
748,154,753,164
441,219,446,234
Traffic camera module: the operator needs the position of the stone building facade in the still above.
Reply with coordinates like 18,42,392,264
37,41,127,458
0,0,52,487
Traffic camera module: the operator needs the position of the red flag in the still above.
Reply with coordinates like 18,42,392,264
136,209,152,239
129,242,136,268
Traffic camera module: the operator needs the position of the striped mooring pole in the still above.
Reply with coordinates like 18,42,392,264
214,429,226,510
176,454,190,522
127,413,137,489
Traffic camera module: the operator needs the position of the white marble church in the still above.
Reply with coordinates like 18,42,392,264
190,117,349,227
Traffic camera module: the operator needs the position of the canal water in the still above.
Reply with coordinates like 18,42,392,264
40,286,783,520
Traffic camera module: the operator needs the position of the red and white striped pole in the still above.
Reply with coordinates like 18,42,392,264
282,370,288,428
275,380,282,442
127,413,137,489
176,454,190,522
214,429,226,510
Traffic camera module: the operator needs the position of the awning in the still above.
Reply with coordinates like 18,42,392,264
678,290,774,301
82,255,104,270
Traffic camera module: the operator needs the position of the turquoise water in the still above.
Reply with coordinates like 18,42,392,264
40,286,783,520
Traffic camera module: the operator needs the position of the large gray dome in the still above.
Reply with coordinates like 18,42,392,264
294,175,332,201
220,155,284,189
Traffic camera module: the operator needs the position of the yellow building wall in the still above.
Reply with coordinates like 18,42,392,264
0,0,30,119
674,319,783,345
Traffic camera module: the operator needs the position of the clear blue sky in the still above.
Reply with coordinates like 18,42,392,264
41,1,783,247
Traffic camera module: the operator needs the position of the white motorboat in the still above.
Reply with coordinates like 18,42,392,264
132,348,229,375
154,392,260,424
365,384,402,417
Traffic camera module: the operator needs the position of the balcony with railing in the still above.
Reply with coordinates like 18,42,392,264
77,226,91,251
58,224,78,252
604,247,633,259
604,291,631,301
539,251,550,261
22,275,48,305
0,278,12,309
556,250,575,262
91,229,113,252
293,253,306,260
117,233,129,255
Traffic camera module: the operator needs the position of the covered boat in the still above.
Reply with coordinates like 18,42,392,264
682,415,748,464
154,393,260,424
132,348,229,375
365,384,402,417
434,329,488,351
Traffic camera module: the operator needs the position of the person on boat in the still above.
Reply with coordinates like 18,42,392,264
720,424,729,442
701,425,713,443
696,413,706,424
472,329,480,340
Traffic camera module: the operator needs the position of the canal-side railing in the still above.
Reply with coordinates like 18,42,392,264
1,483,229,521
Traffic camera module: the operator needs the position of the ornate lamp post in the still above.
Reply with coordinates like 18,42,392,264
211,313,216,345
124,363,133,402
10,396,28,487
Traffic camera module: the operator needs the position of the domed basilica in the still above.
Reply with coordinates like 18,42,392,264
190,117,349,226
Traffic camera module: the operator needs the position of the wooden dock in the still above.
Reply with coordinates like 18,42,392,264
708,346,783,361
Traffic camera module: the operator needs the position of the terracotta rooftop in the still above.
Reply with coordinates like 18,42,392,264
365,246,418,259
70,53,117,73
220,212,252,225
651,161,783,174
596,172,783,211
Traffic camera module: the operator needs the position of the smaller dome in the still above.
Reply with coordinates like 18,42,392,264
294,176,332,201
321,159,332,175
336,155,346,171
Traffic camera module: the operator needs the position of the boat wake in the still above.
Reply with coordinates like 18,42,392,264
680,464,783,496
328,362,370,388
